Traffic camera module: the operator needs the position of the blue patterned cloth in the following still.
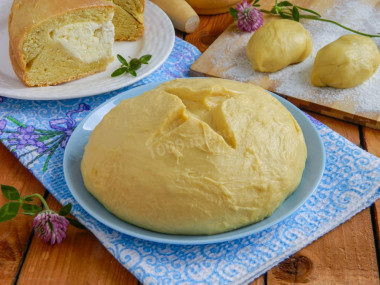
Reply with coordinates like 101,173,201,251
1,37,379,284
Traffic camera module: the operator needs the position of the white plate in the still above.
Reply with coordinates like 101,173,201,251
0,1,174,100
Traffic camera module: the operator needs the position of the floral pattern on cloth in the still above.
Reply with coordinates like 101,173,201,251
0,103,90,172
0,37,379,284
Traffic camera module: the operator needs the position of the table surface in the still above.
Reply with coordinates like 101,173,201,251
1,11,380,285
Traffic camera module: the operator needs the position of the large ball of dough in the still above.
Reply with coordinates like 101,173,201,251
311,34,380,88
246,19,312,72
81,78,307,235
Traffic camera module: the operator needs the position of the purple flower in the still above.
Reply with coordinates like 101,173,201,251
33,210,69,245
8,125,47,153
35,141,48,154
0,119,6,135
236,0,263,32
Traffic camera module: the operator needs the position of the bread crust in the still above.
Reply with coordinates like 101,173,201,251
111,0,145,41
8,0,114,87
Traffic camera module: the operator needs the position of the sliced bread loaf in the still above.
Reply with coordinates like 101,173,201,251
107,0,145,41
9,0,115,87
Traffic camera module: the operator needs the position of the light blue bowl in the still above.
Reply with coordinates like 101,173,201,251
63,80,325,245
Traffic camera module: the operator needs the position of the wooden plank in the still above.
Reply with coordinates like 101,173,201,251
17,196,138,285
185,13,233,52
175,30,184,39
0,143,45,285
284,97,380,131
373,198,380,262
267,115,379,284
362,127,380,260
363,126,380,157
189,0,380,130
268,210,378,284
0,142,137,284
249,275,265,285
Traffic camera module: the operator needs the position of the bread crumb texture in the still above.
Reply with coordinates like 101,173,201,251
106,0,144,41
9,0,115,86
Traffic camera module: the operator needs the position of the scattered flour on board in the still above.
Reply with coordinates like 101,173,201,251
212,1,380,113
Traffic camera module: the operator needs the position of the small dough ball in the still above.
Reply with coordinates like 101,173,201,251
246,19,313,72
81,78,307,235
311,34,380,88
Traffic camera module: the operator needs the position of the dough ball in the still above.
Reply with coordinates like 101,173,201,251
81,78,307,235
246,19,312,72
311,34,380,88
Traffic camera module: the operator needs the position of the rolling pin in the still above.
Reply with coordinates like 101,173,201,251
150,0,200,33
185,0,241,15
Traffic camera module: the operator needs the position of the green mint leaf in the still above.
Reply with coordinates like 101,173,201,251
22,203,42,215
111,67,128,77
292,6,300,21
128,69,137,77
1,185,20,201
129,58,142,71
0,201,20,222
66,217,86,229
59,203,72,217
23,196,34,202
229,7,238,20
139,54,152,64
253,0,260,5
277,1,293,7
112,54,152,78
117,54,128,66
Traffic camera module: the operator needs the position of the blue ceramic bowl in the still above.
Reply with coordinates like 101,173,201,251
63,80,325,245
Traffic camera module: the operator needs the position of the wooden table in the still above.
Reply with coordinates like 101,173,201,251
1,11,380,285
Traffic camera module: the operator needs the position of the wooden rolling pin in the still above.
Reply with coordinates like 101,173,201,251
151,0,200,33
185,0,241,15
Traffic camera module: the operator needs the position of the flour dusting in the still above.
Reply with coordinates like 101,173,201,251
211,1,380,114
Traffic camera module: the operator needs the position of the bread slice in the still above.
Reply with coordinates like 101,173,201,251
106,0,145,41
9,0,115,87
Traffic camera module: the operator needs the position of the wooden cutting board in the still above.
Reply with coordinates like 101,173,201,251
190,0,380,130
